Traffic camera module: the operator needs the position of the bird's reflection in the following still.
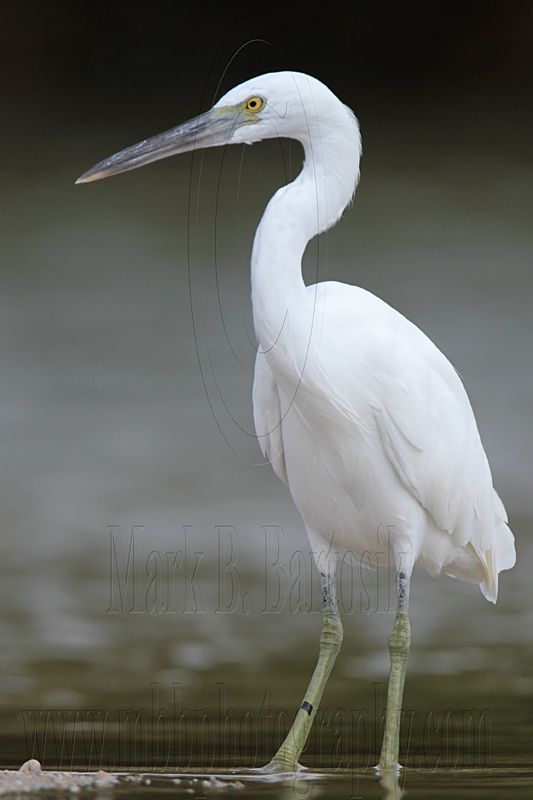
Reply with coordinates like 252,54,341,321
378,767,403,800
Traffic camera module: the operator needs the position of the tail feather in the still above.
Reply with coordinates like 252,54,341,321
479,517,516,603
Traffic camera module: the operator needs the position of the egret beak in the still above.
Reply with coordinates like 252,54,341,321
75,106,240,184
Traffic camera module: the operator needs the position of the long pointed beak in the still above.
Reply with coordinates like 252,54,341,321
76,107,239,184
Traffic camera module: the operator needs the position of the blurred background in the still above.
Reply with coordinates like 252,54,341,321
0,0,532,778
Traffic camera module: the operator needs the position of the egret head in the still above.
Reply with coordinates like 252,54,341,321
76,71,356,184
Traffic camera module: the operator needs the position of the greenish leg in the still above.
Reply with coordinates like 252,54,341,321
261,570,343,773
379,570,412,772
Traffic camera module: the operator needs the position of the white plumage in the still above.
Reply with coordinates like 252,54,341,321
238,71,516,602
254,280,515,601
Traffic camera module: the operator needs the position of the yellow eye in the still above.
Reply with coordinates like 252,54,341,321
245,96,264,113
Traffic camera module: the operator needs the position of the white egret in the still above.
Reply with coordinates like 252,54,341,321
77,71,516,773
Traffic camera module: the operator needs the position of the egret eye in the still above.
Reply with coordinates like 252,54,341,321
245,96,264,113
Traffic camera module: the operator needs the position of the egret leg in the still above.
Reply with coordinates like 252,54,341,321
378,570,412,772
262,570,343,773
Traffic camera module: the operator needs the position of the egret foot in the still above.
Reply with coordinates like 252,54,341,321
374,760,403,776
258,757,304,774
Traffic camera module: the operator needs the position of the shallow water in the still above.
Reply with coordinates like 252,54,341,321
3,768,533,800
110,769,533,800
0,113,532,796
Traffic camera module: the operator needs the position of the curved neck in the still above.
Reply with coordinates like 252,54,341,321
251,106,361,349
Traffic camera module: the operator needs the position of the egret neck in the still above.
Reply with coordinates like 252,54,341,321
250,102,362,357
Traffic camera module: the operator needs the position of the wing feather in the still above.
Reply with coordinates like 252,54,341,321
253,350,288,484
306,282,515,600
